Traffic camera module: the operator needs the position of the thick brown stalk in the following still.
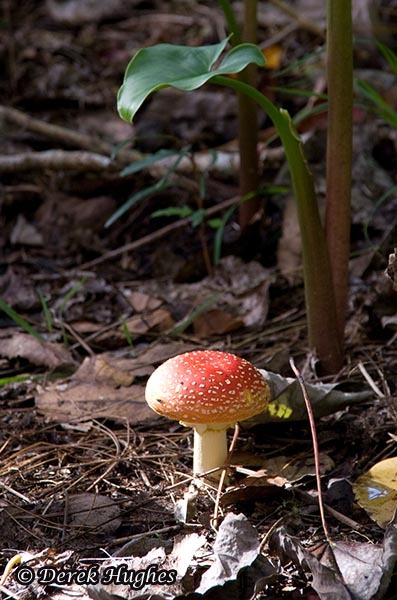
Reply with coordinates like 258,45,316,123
237,0,260,230
325,0,353,344
215,76,344,373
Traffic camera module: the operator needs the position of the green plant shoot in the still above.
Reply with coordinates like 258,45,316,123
117,39,342,372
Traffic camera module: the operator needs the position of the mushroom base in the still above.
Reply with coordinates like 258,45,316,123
189,423,232,483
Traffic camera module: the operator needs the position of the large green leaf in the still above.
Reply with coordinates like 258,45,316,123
117,39,265,122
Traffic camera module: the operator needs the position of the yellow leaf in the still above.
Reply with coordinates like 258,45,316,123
354,457,397,528
263,45,282,70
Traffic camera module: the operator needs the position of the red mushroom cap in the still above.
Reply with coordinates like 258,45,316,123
145,350,270,424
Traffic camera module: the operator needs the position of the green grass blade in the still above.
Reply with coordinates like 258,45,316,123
0,300,43,339
151,206,194,219
105,183,168,228
106,146,191,227
121,318,135,350
269,86,328,101
212,204,236,265
171,295,221,335
376,41,397,75
58,279,87,313
121,149,180,177
355,79,397,127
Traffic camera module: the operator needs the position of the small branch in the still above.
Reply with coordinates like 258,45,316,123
212,423,240,529
0,105,283,182
267,0,325,37
289,357,345,583
292,487,364,532
0,104,138,160
77,194,241,271
357,361,384,398
0,150,113,172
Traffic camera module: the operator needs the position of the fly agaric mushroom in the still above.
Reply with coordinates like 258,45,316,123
145,350,270,483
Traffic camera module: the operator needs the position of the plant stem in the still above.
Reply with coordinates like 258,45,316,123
325,0,353,345
218,0,241,45
192,159,213,275
213,75,343,372
237,0,260,230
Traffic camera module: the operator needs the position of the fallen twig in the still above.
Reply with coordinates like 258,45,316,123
292,487,364,532
77,194,241,270
266,0,325,37
289,357,345,584
357,361,385,398
0,105,136,159
0,105,283,178
0,150,113,172
212,423,240,529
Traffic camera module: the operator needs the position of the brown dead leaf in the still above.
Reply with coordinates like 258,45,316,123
122,307,174,335
0,268,39,310
271,523,397,600
68,321,103,334
196,513,274,594
35,381,151,423
0,332,76,370
124,290,163,312
35,343,203,424
49,493,121,536
134,341,200,367
201,256,271,328
221,481,281,507
121,256,272,335
222,453,333,507
193,308,243,337
73,355,134,387
35,350,167,423
35,194,117,249
244,453,334,485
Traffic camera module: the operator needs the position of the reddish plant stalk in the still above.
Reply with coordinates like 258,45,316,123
325,0,353,345
237,0,260,230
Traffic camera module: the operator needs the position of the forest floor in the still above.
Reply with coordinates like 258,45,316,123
1,1,397,598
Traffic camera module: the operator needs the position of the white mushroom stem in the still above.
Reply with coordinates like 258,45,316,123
189,423,232,482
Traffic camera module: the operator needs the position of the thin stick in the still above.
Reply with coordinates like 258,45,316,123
77,194,241,270
60,321,95,356
0,479,32,503
292,487,364,532
289,357,345,583
0,105,123,156
0,150,112,172
212,423,240,529
267,0,324,37
357,361,384,398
